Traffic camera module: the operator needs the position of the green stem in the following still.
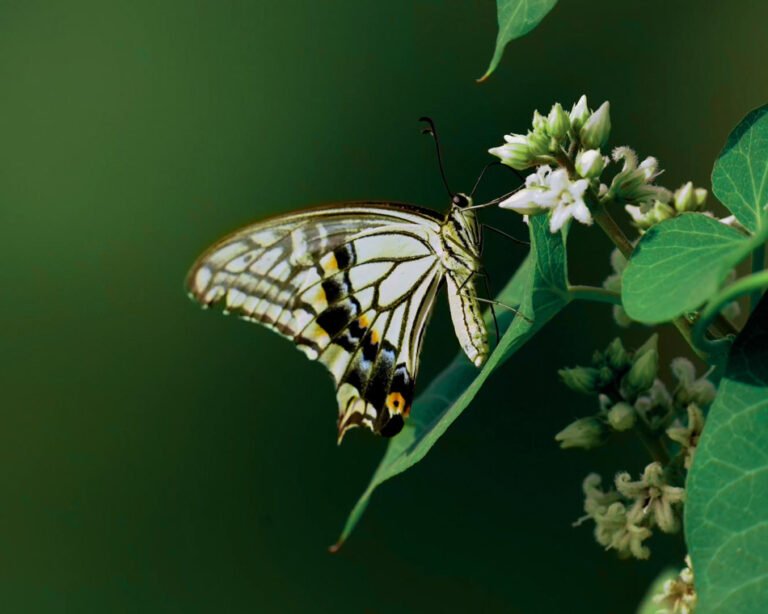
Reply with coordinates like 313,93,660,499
568,285,622,305
693,269,768,351
591,202,708,360
751,244,766,311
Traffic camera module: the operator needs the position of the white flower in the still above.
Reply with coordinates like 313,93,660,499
499,166,592,232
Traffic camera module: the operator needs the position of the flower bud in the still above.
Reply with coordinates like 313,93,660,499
526,128,551,156
555,417,607,450
694,187,708,206
605,338,630,371
580,101,611,149
489,134,532,170
672,181,699,213
621,348,659,399
569,95,590,132
635,332,658,358
532,109,547,131
558,366,601,394
575,149,605,179
547,102,570,140
607,402,636,431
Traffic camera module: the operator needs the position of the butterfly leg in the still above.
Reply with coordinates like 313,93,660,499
461,292,533,324
482,223,530,247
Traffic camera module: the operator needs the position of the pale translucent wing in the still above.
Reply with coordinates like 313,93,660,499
186,202,444,440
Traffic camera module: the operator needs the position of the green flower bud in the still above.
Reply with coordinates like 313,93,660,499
532,109,547,131
555,417,607,450
569,95,590,132
694,187,708,206
559,366,601,394
580,101,611,149
621,348,659,399
607,402,636,431
526,128,551,157
671,181,702,213
547,102,570,140
605,338,630,371
488,134,533,170
575,149,605,179
635,332,659,358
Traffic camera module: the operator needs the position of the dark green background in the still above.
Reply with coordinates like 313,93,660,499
3,1,767,611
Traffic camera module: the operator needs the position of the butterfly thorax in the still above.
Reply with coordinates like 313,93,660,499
435,196,489,368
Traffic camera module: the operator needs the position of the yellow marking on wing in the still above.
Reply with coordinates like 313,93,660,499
302,284,328,311
320,252,338,274
358,313,370,328
370,329,380,344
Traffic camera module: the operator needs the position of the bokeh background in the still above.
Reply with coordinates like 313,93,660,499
3,1,768,611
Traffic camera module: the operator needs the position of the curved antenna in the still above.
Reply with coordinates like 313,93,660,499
469,161,501,198
419,116,453,198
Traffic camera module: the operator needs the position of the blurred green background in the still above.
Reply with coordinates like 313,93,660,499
3,1,768,611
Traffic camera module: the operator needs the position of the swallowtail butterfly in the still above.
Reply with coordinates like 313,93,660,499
186,121,504,442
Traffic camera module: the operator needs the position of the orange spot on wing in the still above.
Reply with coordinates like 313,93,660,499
370,329,380,344
386,392,406,414
358,313,370,328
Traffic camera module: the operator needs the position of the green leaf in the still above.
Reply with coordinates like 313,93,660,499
712,104,768,233
333,216,569,549
686,295,768,613
622,213,755,323
478,0,558,82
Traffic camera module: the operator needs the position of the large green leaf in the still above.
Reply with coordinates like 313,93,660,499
478,0,558,82
333,215,570,549
686,295,768,613
712,104,768,233
622,213,756,323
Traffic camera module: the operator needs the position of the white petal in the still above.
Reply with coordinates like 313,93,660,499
570,199,593,225
569,178,590,198
549,203,571,233
498,190,544,215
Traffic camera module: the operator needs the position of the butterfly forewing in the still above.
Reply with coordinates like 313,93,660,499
187,203,446,441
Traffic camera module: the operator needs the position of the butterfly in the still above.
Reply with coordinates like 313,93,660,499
185,119,522,443
186,194,490,442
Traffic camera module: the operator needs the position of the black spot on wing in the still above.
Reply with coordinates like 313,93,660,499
334,243,356,270
317,300,359,338
379,414,404,438
367,341,396,421
321,277,349,304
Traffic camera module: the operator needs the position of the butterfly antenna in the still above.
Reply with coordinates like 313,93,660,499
470,161,501,198
419,116,454,198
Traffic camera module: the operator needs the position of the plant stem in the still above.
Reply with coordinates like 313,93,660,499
752,244,766,311
593,207,634,258
591,202,709,358
568,285,622,305
693,269,768,351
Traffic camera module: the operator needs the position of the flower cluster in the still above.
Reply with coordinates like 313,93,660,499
652,556,697,613
578,464,685,559
555,337,716,560
488,95,709,235
555,336,714,453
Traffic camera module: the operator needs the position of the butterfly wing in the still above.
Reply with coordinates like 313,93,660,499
186,202,445,441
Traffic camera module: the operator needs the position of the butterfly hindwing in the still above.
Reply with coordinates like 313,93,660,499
187,203,445,440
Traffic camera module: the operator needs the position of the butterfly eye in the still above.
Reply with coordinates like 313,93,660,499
452,194,468,208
